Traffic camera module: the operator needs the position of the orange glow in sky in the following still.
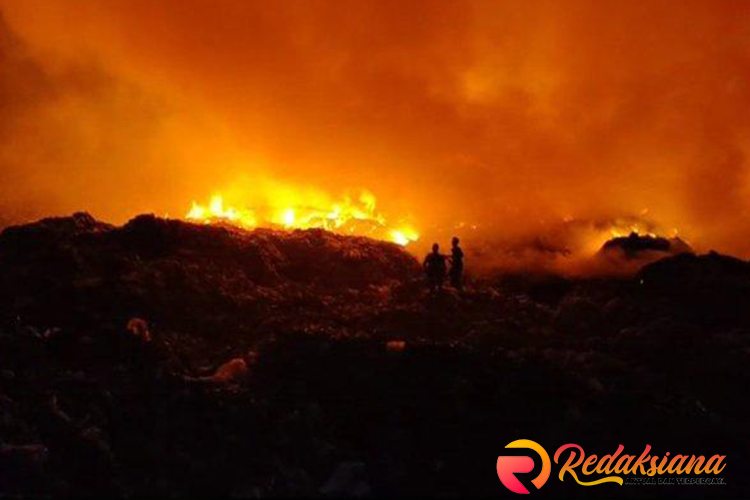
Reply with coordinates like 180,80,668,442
0,0,749,265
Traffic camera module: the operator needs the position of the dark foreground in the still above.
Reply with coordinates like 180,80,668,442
0,213,749,498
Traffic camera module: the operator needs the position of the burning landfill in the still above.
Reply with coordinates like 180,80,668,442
185,187,419,247
0,212,749,496
1,0,750,497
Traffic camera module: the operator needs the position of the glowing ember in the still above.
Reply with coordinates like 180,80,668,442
608,225,657,239
577,218,672,257
186,188,419,246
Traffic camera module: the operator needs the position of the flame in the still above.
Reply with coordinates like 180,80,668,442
389,227,420,246
186,195,257,227
578,218,668,256
608,224,657,239
186,187,419,246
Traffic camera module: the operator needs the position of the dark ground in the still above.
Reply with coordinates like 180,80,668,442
0,213,749,498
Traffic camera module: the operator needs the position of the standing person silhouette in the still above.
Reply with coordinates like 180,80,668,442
449,236,464,290
423,243,447,293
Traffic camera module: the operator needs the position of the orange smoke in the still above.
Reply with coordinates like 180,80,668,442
0,1,749,270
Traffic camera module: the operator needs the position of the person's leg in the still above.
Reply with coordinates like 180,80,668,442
449,268,459,288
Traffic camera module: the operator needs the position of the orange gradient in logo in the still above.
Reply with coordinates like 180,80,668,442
497,439,551,494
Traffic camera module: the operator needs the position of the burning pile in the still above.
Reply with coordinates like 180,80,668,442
186,186,419,247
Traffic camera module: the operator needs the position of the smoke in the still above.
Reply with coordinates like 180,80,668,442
0,8,245,225
0,0,749,269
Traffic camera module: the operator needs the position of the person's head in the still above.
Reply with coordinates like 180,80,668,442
452,236,459,247
432,243,439,253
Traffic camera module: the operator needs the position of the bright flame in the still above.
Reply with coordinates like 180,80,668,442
187,195,256,227
185,186,419,246
280,208,295,226
390,227,420,246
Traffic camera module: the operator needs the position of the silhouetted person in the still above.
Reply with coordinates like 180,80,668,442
449,236,464,290
423,243,447,293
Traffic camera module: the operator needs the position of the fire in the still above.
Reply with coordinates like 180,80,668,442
186,187,419,246
608,224,657,239
578,217,671,256
186,195,256,227
389,227,421,246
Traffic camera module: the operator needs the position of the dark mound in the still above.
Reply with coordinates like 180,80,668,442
0,212,419,290
638,251,750,326
639,249,750,287
1,214,749,498
600,231,692,258
0,212,419,338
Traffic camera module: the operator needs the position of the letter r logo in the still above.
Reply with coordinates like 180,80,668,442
497,439,551,494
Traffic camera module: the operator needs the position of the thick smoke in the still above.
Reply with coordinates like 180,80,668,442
0,0,749,269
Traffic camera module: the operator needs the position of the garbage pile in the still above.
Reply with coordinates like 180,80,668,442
0,213,749,497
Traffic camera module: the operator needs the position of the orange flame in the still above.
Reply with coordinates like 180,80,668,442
186,187,419,246
581,219,666,256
